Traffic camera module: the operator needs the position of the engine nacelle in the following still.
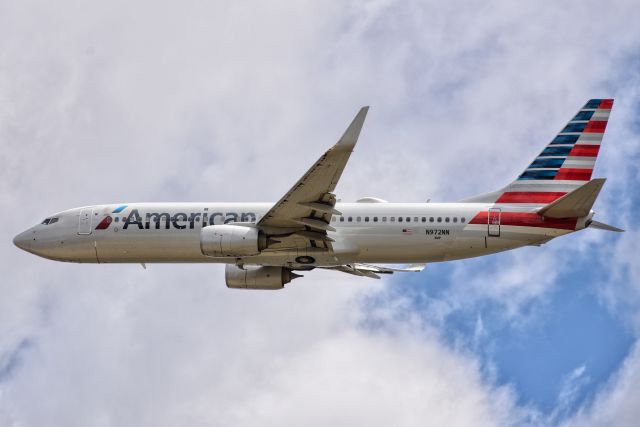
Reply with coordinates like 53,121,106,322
200,225,266,257
225,265,301,290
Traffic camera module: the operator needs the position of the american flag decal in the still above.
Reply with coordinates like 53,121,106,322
402,228,413,235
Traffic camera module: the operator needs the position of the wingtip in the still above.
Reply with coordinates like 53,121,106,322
336,106,369,149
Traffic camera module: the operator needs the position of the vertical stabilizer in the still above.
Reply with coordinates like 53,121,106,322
461,99,613,204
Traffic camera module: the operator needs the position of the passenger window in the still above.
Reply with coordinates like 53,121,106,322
437,217,442,223
357,216,361,222
382,217,387,222
429,217,434,223
453,217,458,223
115,217,120,223
365,217,369,222
445,217,450,223
331,217,336,222
398,217,403,222
348,217,353,222
373,217,378,222
405,217,410,222
390,217,395,222
461,217,466,223
421,217,426,222
340,217,345,222
414,217,418,222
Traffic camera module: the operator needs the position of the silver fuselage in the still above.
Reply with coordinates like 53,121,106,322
13,202,589,268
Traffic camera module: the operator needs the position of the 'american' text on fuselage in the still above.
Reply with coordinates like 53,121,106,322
122,209,257,230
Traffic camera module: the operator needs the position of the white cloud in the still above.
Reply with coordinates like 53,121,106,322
0,268,525,426
561,344,640,427
552,365,590,421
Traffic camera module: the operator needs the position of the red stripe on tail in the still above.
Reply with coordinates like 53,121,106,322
599,99,614,109
584,121,608,133
555,168,593,180
496,192,566,203
569,145,600,157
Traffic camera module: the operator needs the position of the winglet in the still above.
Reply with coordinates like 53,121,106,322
335,106,369,151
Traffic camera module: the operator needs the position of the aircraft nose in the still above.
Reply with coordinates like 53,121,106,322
13,231,31,252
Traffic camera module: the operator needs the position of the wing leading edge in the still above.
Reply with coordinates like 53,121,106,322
258,107,369,248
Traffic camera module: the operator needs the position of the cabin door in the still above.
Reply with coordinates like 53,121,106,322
488,208,501,237
78,208,93,235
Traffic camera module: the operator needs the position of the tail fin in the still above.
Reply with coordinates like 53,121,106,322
462,99,613,204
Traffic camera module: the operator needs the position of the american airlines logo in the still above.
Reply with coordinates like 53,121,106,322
95,207,257,231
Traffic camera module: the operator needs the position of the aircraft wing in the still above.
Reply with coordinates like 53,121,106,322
257,107,369,247
321,263,427,279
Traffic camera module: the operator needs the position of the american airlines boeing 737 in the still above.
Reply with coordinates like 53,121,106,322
14,99,623,289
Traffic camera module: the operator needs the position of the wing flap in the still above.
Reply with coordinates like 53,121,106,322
292,217,336,232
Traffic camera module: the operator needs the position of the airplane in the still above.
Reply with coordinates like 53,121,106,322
14,99,623,289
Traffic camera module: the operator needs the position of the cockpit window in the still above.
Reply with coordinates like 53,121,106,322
49,217,59,224
41,218,51,225
41,217,59,225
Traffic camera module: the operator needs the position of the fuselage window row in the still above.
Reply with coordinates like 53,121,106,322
333,215,467,224
111,214,468,226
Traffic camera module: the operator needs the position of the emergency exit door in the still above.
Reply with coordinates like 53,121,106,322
488,208,501,237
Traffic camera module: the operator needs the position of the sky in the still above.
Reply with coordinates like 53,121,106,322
1,0,640,426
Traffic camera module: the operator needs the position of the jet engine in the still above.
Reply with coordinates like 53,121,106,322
200,225,267,257
225,265,301,290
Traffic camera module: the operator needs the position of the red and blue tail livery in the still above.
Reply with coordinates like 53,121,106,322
518,98,611,182
464,99,614,205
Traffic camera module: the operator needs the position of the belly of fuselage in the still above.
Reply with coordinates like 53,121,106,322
88,223,569,266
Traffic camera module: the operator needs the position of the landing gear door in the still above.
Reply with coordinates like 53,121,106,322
488,208,501,237
78,208,93,235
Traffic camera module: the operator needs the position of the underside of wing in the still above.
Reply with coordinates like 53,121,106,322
321,263,427,279
257,107,369,250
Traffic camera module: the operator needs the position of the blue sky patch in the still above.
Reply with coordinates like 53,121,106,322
362,242,635,420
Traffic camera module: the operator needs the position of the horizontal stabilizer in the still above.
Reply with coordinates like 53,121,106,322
537,178,605,218
588,220,624,232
